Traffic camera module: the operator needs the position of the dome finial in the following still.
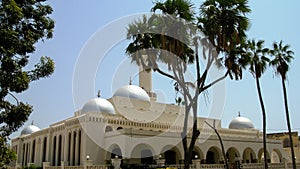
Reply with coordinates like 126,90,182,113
238,111,241,117
97,90,101,98
31,120,34,125
129,77,132,85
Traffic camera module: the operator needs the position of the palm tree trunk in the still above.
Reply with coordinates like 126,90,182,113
255,76,268,169
281,77,297,169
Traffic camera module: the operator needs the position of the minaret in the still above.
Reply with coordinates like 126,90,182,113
139,67,152,92
139,55,156,101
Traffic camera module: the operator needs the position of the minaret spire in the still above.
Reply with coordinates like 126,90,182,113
97,90,101,98
129,77,132,85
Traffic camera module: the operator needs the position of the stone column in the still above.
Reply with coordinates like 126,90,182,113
283,157,288,169
156,159,165,166
61,161,68,169
75,130,79,165
111,158,122,169
192,159,201,169
70,131,74,166
55,136,59,166
83,159,93,169
43,162,50,169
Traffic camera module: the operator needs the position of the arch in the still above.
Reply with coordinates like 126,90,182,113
31,140,36,163
58,135,62,164
72,131,77,165
271,149,282,163
131,143,155,164
161,145,181,165
192,145,204,163
42,137,47,162
258,148,270,163
68,132,71,162
22,143,26,165
226,147,240,163
206,146,222,164
78,130,81,165
242,147,256,163
117,127,123,130
105,125,113,132
106,144,123,160
52,136,57,165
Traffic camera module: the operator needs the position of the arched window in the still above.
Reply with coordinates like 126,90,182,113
22,143,26,165
58,135,62,163
117,127,123,130
52,136,57,165
68,133,71,162
105,126,113,132
42,137,47,162
72,131,77,166
31,140,36,163
283,138,290,148
78,130,81,165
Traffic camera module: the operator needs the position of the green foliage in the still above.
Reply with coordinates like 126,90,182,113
269,40,294,80
0,137,16,167
0,0,55,167
198,0,251,80
23,164,42,169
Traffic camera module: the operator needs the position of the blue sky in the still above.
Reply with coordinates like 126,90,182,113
12,0,300,137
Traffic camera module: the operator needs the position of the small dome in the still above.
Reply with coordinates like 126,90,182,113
21,125,40,136
81,98,115,115
229,116,254,129
113,85,150,102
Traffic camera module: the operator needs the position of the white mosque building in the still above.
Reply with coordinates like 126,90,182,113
10,68,288,168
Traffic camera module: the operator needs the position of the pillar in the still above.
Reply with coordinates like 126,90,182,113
43,162,50,169
192,159,201,169
111,158,122,169
139,55,152,92
75,130,79,165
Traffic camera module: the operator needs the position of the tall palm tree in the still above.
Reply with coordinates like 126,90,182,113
126,1,252,168
269,41,296,169
198,0,251,80
239,39,270,169
127,1,198,169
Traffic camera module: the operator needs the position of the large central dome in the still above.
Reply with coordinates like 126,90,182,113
113,85,150,102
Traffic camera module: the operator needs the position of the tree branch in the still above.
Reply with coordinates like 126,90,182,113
201,70,229,91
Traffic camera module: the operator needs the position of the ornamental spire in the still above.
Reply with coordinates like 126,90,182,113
97,90,101,98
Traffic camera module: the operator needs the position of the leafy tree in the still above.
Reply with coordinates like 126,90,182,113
239,39,269,168
0,0,55,167
269,41,296,169
126,0,250,168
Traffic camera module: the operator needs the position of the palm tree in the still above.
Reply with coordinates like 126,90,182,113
198,0,251,80
269,41,296,169
126,1,251,168
239,39,270,169
127,2,198,169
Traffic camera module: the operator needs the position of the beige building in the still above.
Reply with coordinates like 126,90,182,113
268,132,300,163
11,70,289,168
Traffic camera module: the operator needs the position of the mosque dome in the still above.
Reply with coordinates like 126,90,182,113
113,85,150,102
229,115,254,130
21,125,40,136
80,97,115,115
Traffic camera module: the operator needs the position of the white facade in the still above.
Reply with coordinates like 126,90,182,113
11,70,287,167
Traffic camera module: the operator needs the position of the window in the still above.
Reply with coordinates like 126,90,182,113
283,138,290,148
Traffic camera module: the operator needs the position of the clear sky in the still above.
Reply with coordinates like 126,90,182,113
11,0,300,138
